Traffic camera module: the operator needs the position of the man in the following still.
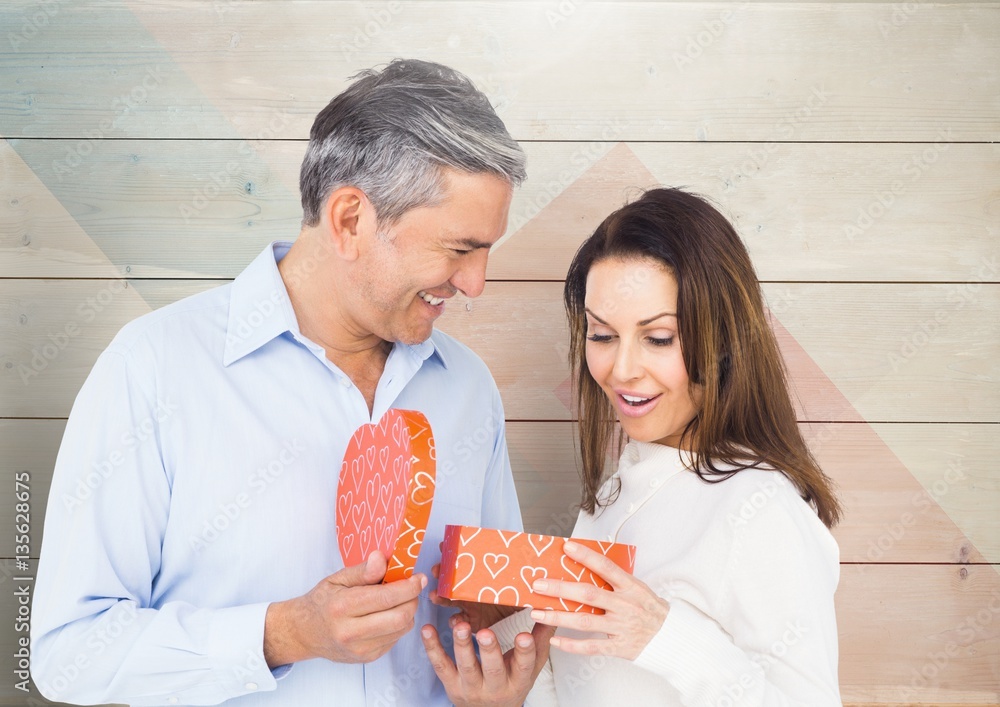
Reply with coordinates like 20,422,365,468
32,59,548,706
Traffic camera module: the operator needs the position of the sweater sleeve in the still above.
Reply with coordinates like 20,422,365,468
633,485,842,706
490,607,535,653
524,658,558,707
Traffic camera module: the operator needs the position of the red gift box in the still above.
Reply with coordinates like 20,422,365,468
336,409,436,583
437,525,636,614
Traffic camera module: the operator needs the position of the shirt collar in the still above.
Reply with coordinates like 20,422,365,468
616,440,692,487
423,331,450,369
223,241,450,369
223,242,299,367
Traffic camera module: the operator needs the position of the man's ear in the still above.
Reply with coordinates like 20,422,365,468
322,186,374,261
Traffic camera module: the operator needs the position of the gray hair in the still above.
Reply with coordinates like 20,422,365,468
300,59,526,227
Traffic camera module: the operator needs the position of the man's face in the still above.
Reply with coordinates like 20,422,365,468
351,169,513,345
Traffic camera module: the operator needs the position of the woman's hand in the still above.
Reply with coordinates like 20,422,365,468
429,562,519,632
528,540,669,660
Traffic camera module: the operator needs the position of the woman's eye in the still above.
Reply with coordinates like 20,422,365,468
586,334,614,343
647,336,674,347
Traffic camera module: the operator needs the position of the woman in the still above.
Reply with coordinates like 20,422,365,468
505,187,843,705
424,187,843,705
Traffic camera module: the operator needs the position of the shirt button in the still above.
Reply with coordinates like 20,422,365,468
627,503,636,514
606,534,614,542
245,682,259,691
339,377,351,388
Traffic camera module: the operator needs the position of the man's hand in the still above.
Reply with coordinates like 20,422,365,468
264,551,426,667
421,620,555,707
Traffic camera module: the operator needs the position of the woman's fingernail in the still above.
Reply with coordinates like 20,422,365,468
455,627,469,640
421,627,432,639
479,633,493,647
564,541,579,553
530,610,545,621
533,580,549,592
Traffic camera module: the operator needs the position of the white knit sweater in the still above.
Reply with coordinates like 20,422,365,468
494,441,842,706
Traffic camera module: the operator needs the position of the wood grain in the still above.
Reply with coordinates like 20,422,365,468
509,421,1000,565
3,139,997,282
5,420,995,564
1,0,997,701
0,560,995,703
837,564,1000,703
2,279,996,421
1,2,997,141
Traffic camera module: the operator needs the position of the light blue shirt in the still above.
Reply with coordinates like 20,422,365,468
32,242,522,706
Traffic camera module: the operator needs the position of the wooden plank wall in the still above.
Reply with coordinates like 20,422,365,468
1,1,997,704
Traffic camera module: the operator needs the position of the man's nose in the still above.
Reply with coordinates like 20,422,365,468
450,250,489,299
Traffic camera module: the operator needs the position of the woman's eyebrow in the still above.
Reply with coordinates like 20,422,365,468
638,312,676,326
585,308,677,326
584,308,608,325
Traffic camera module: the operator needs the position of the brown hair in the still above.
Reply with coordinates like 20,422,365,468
564,188,842,528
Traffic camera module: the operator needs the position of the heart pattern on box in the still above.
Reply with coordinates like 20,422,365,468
437,525,635,614
336,409,436,583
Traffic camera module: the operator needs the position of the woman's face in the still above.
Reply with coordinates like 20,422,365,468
584,257,702,449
